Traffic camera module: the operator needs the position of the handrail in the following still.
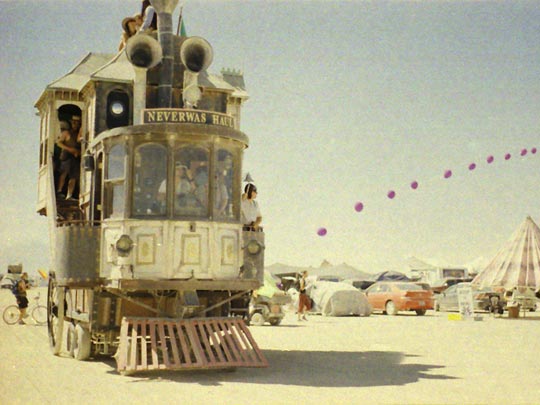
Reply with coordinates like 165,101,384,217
56,220,102,227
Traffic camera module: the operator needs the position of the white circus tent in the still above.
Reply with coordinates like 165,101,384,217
472,216,540,292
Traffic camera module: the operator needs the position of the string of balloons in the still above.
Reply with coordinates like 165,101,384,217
317,147,538,237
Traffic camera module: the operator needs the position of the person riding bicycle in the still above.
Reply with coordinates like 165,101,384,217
14,272,30,325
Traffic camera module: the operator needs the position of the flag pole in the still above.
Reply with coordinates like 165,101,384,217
176,5,183,36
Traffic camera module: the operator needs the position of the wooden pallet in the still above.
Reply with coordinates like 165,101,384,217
116,317,268,374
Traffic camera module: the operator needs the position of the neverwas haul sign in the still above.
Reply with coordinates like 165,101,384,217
143,109,235,128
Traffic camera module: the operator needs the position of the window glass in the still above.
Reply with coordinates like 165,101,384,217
104,144,126,219
397,283,422,291
108,144,125,179
111,184,125,218
133,144,167,216
214,149,234,219
173,146,208,217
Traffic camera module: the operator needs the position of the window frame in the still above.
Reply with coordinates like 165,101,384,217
103,143,127,219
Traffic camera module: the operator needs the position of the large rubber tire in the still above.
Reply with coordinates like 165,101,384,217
47,276,64,355
73,324,91,361
385,301,397,316
416,309,426,316
3,305,20,325
250,312,265,326
32,305,47,325
66,323,76,358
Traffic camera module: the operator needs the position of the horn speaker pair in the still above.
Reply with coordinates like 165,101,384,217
126,35,213,72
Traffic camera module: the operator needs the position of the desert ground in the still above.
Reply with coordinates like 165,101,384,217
1,288,540,405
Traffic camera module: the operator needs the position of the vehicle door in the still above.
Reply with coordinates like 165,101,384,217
366,284,384,310
443,285,459,311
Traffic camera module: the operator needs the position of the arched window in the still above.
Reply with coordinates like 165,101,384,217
214,149,234,220
106,90,130,129
104,144,126,218
132,143,167,216
172,146,209,217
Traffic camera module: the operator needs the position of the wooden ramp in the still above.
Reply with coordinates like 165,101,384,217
116,317,268,374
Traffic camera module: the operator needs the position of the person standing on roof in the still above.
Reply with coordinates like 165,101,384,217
118,14,143,51
140,0,157,31
241,183,262,231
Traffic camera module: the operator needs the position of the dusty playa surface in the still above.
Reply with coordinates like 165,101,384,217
1,288,539,404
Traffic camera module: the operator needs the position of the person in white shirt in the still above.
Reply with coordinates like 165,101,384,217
241,183,262,230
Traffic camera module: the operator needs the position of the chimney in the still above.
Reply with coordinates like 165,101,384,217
150,0,179,108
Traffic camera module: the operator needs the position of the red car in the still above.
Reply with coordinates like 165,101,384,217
365,281,434,315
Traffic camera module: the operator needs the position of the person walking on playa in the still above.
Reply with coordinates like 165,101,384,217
298,271,311,321
14,272,30,325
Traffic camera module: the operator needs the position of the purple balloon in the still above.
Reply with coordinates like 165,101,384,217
487,155,494,164
387,190,396,199
468,163,476,171
521,149,527,156
444,170,452,179
410,181,418,190
505,153,511,160
317,227,327,237
532,147,537,154
354,202,364,212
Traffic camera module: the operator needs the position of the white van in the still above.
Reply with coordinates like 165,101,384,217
410,267,469,290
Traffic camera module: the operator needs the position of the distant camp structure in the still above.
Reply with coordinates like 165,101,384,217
472,216,540,294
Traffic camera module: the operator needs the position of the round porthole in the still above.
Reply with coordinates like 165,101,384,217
110,101,125,116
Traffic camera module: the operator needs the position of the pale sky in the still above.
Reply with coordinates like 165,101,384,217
1,0,539,276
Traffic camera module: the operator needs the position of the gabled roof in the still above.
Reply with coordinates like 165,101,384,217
34,52,117,107
472,216,540,291
36,50,248,106
46,52,117,92
199,70,249,99
90,51,135,83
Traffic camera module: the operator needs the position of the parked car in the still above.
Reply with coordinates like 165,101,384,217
503,287,537,312
365,281,434,316
346,279,375,291
415,282,432,291
434,282,504,313
317,275,343,283
431,277,474,294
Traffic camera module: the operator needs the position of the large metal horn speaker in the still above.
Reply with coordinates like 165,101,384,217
180,37,213,73
126,34,163,69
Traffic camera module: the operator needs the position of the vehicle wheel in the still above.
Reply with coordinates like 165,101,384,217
73,324,91,361
47,276,64,355
32,305,47,325
435,302,440,312
385,301,397,316
250,312,265,326
416,309,426,316
3,305,20,325
269,318,282,326
66,323,76,358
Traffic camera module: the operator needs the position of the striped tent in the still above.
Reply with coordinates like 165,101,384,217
472,216,540,292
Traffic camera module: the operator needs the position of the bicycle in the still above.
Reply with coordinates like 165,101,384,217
3,293,47,325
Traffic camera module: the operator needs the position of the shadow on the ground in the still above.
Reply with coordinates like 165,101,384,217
103,349,456,387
